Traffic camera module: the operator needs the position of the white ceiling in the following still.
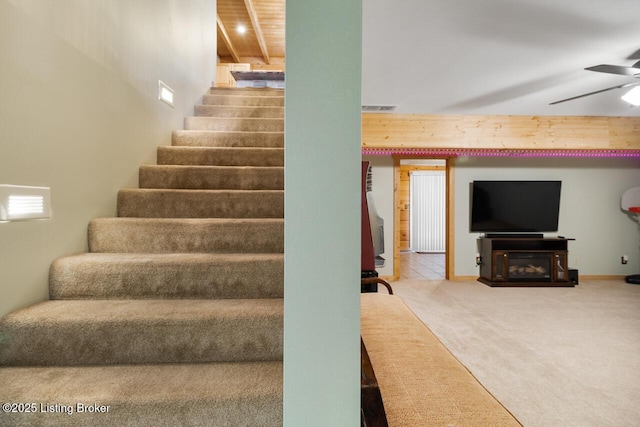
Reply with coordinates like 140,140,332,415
362,0,640,117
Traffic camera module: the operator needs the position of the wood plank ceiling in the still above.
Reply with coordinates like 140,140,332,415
217,0,285,66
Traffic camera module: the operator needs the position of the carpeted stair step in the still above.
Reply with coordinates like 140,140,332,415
203,93,284,107
0,361,282,426
88,218,284,253
184,117,283,132
49,253,284,300
209,87,284,97
0,86,288,426
157,146,284,167
195,105,284,118
172,130,284,148
138,165,284,190
117,189,284,218
0,299,283,366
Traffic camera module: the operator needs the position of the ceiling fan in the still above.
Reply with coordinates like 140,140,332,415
550,49,640,105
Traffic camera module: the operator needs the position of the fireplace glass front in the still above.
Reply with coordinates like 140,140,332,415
507,253,552,282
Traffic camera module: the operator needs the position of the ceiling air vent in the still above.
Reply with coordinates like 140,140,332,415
362,105,397,113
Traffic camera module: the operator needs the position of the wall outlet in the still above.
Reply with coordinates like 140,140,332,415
622,255,629,265
573,257,578,266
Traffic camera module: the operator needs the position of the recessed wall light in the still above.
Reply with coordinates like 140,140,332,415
237,24,247,35
0,185,51,222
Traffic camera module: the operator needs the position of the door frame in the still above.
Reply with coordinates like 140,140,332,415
393,156,455,280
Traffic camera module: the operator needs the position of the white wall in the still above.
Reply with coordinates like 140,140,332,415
363,155,640,278
284,1,362,425
454,157,640,277
0,0,217,318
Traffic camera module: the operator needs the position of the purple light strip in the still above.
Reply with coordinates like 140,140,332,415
362,148,640,158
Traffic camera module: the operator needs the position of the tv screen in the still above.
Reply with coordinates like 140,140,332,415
470,180,562,233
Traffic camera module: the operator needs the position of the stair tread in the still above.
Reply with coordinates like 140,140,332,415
160,146,284,152
197,105,284,109
1,299,283,323
137,164,284,191
0,300,283,365
158,145,285,154
184,117,283,132
174,130,284,135
120,188,284,194
202,95,284,107
140,164,284,171
0,361,282,399
0,362,282,426
186,116,283,122
88,217,284,254
121,187,284,192
117,189,284,218
133,164,286,179
90,217,284,225
209,87,284,95
157,146,284,167
207,93,284,97
195,105,284,118
50,252,284,300
172,130,284,148
52,252,284,262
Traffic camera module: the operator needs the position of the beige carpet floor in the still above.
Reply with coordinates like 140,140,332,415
391,278,640,427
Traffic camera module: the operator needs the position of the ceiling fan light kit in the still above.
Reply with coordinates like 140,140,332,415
621,86,640,106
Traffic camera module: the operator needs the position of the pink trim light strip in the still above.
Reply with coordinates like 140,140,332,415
362,148,640,158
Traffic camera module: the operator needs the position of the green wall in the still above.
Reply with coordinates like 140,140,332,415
284,1,362,425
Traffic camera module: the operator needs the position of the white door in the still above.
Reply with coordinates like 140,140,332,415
410,171,446,253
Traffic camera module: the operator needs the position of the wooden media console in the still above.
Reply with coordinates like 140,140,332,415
478,236,575,287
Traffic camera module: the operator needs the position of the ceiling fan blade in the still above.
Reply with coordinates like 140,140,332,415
627,49,640,60
549,81,640,105
586,64,640,76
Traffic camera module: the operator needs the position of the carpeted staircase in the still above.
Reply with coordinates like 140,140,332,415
0,87,285,426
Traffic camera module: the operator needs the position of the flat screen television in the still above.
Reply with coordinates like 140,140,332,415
470,180,562,233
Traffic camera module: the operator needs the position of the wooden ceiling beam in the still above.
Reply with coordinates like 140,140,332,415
216,14,241,63
243,0,270,64
361,113,640,150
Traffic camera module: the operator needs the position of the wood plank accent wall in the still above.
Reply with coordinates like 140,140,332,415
362,114,640,150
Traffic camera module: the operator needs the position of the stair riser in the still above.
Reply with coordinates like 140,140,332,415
172,130,284,148
50,254,284,299
195,105,284,118
0,362,283,427
0,396,282,427
203,94,284,107
209,87,284,97
0,315,282,366
117,190,284,218
185,117,283,132
138,166,284,190
88,218,284,253
157,146,284,167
